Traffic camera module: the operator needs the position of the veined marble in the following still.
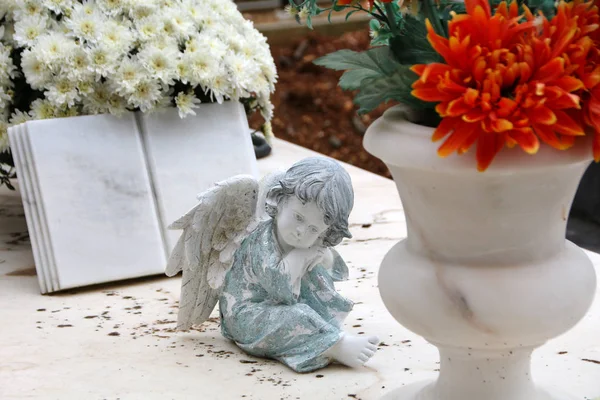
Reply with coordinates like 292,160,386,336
139,101,259,251
0,140,599,400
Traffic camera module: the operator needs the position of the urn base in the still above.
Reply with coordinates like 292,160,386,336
381,379,579,400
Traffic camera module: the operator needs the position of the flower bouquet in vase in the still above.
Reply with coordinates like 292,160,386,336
0,0,277,189
0,0,278,293
293,0,599,399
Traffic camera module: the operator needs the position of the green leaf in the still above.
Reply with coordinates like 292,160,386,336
390,14,443,64
353,66,431,114
345,10,358,21
339,69,382,90
314,46,397,75
525,0,556,18
421,0,446,37
5,179,15,191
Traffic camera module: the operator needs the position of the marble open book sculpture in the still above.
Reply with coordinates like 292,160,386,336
166,157,379,372
8,101,257,294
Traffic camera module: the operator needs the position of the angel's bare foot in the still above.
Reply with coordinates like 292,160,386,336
324,333,379,368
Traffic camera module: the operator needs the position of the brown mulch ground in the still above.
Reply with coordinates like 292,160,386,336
249,30,396,178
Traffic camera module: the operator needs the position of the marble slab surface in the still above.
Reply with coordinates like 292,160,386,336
7,114,167,293
1,139,599,400
139,102,259,251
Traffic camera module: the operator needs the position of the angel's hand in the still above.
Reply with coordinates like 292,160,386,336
306,246,327,272
284,245,324,281
288,245,326,272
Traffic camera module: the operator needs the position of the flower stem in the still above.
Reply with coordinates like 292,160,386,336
421,0,446,37
383,2,399,35
351,4,389,24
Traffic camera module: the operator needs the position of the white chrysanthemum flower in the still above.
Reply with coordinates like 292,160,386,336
240,34,268,59
36,32,77,68
3,0,276,125
42,0,75,15
186,33,227,59
159,18,178,40
100,20,134,53
86,45,118,78
258,93,274,121
163,8,195,39
176,59,190,84
14,15,48,47
208,73,233,104
127,79,161,112
135,15,162,41
13,1,47,19
0,87,12,112
183,51,220,87
29,99,57,120
223,32,246,54
67,47,95,82
46,76,80,106
196,13,217,31
97,0,125,17
245,74,268,98
0,44,18,84
82,82,112,114
64,5,104,43
298,5,310,21
175,91,200,118
183,35,200,54
217,2,241,21
107,93,128,116
137,45,177,85
1,22,16,48
1,107,10,122
284,5,298,17
184,1,204,27
20,49,52,90
76,79,94,95
9,110,32,126
108,57,145,95
127,0,157,20
47,18,71,37
147,35,179,55
238,19,259,36
74,0,98,16
153,88,174,112
226,52,259,91
54,105,80,118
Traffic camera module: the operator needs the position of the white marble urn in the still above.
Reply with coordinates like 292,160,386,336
363,106,597,400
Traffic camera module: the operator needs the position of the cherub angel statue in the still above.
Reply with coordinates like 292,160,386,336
166,157,379,372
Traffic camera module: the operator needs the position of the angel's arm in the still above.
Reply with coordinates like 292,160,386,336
248,249,304,305
253,248,325,304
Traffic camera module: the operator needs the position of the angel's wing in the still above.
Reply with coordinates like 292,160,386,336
165,175,260,331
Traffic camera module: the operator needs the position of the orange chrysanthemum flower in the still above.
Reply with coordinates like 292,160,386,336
559,0,600,161
411,0,590,170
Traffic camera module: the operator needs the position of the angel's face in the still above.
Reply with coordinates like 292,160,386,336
276,196,328,249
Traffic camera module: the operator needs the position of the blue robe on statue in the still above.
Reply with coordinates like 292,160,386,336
219,219,353,372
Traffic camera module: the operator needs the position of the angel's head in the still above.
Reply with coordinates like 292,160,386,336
265,157,354,249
